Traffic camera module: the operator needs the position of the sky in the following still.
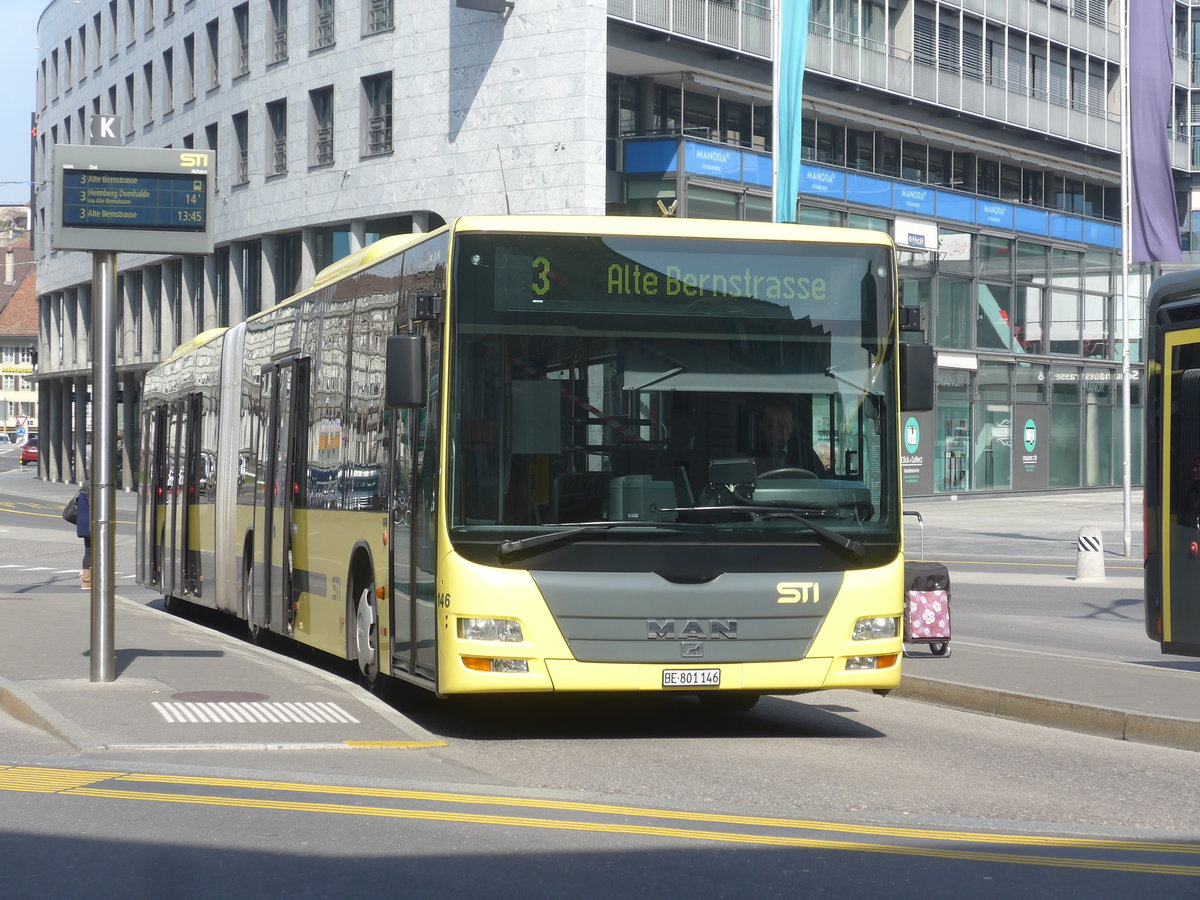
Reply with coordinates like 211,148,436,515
1,1,48,207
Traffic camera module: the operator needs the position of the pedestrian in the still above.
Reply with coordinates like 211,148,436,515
65,484,91,589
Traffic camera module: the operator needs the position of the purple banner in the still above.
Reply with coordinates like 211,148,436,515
1129,0,1182,262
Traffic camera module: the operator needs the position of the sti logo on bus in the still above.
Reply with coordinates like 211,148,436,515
179,152,210,169
777,582,820,604
647,619,738,640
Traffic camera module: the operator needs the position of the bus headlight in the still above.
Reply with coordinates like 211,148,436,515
462,657,530,674
845,654,898,671
852,616,898,641
458,617,524,642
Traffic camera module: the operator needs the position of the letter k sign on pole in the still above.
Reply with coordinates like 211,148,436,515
89,115,121,147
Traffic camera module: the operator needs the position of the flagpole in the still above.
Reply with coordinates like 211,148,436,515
771,0,781,223
1120,0,1133,558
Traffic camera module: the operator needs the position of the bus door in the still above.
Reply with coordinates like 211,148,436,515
259,358,306,636
163,403,184,596
389,336,439,684
1161,331,1200,653
139,405,168,587
181,393,202,597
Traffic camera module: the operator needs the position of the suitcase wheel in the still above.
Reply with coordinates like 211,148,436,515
929,642,950,657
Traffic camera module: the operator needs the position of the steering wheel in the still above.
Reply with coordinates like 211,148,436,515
758,467,818,480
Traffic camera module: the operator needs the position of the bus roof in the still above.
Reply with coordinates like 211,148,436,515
251,216,895,326
447,215,895,248
311,232,430,289
162,326,228,364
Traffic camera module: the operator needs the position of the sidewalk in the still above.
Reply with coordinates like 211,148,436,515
0,469,444,752
1,473,1197,752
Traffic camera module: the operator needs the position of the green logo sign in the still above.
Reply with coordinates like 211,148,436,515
904,417,920,454
1023,419,1037,452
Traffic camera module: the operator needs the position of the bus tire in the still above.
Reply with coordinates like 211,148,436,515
351,577,379,686
244,552,264,645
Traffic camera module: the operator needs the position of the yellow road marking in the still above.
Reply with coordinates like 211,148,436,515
115,771,1200,854
342,740,447,749
0,503,134,526
2,765,1195,874
59,785,1200,876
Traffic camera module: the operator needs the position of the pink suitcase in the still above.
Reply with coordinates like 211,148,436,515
902,513,951,657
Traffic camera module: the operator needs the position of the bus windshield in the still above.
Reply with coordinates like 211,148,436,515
449,232,898,551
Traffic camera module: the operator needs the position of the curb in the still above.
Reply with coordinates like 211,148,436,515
895,675,1200,753
0,674,99,752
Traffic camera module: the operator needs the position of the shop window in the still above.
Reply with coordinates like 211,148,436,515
1049,290,1081,355
977,401,1012,490
1084,249,1113,293
1082,294,1110,359
938,228,972,277
815,121,844,166
848,213,889,231
878,136,900,177
977,283,1014,351
744,194,771,222
977,361,1010,401
1050,404,1081,487
1016,241,1048,284
902,142,926,182
978,235,1012,279
797,206,841,226
1050,366,1081,402
936,277,972,349
936,369,971,493
688,186,740,220
1014,362,1047,402
848,128,873,170
1023,170,1044,207
928,147,952,187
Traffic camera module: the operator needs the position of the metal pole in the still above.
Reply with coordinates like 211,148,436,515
770,0,780,221
1119,0,1133,559
90,251,117,682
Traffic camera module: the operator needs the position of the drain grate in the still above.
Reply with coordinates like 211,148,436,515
152,700,360,724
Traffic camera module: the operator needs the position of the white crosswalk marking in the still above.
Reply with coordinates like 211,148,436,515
151,700,360,724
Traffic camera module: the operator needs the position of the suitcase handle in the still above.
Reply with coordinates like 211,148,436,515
903,509,924,561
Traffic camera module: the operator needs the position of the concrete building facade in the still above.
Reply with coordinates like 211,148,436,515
30,0,1187,494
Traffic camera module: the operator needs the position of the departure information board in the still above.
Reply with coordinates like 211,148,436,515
52,144,216,254
61,170,208,231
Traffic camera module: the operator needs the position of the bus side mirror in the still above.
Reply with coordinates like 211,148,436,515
385,334,426,408
900,342,934,412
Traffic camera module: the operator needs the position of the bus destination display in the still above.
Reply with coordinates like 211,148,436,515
61,169,208,232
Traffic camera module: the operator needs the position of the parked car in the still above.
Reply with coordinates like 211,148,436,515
19,436,38,466
0,433,10,444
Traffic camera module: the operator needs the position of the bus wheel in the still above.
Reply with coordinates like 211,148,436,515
244,555,264,645
354,583,379,685
698,692,760,712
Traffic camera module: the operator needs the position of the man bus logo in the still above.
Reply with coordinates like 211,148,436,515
180,152,210,168
776,582,820,604
646,619,738,640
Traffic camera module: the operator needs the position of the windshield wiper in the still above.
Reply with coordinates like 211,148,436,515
659,505,865,558
496,521,705,559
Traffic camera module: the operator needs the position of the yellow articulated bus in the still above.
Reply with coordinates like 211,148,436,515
136,215,934,708
1144,269,1200,658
